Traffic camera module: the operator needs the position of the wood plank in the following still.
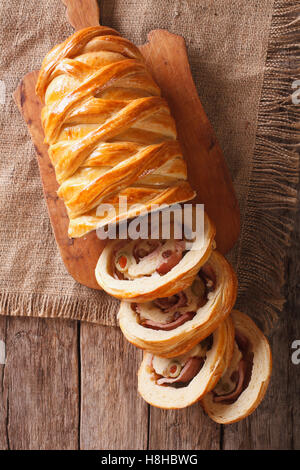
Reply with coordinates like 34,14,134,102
13,29,239,291
221,319,291,449
0,317,8,450
149,404,220,450
80,324,148,449
284,198,300,450
1,317,79,450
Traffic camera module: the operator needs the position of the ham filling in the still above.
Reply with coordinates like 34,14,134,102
113,238,186,280
156,358,204,385
213,330,254,404
151,339,212,388
131,263,216,331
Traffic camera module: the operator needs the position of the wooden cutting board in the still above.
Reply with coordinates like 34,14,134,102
13,0,240,290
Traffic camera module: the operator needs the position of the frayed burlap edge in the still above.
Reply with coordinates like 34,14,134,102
0,290,119,326
235,0,300,333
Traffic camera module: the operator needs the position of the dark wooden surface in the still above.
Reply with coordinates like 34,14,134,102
0,204,299,449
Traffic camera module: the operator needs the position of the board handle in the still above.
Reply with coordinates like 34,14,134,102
62,0,100,30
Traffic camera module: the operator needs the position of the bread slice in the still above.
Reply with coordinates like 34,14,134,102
201,310,272,424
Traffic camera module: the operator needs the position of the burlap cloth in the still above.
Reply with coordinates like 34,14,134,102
0,0,298,329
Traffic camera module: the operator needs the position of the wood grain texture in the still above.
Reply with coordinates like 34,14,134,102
149,403,220,450
222,199,300,450
222,320,289,449
13,75,106,290
140,30,240,254
62,0,100,30
0,317,79,450
80,324,148,449
13,30,239,289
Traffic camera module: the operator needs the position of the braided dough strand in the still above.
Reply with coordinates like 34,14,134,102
36,27,196,237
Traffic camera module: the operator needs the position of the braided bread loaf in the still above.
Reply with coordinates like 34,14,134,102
138,316,235,409
95,210,216,302
36,27,271,421
201,310,272,423
36,27,195,238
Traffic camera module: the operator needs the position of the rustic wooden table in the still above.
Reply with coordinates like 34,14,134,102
0,202,299,450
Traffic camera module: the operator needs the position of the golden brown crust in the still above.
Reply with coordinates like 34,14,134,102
36,29,271,423
36,26,196,238
201,310,272,424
